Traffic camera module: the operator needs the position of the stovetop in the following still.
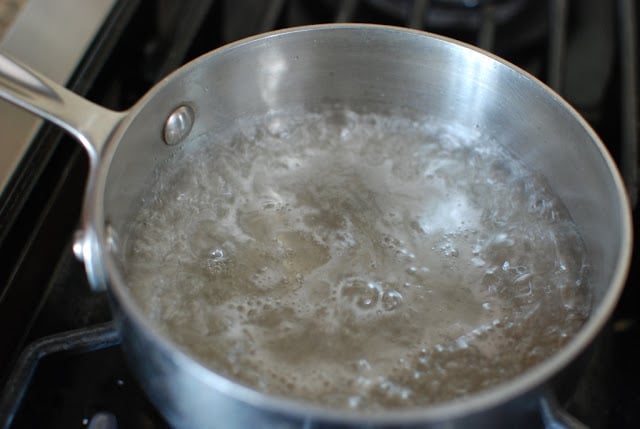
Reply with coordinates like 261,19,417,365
0,1,638,428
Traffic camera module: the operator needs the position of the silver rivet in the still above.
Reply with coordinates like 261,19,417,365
163,104,195,145
72,230,85,261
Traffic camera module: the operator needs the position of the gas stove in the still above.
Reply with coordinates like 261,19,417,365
0,1,638,428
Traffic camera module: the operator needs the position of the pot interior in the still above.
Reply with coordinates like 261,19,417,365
99,25,629,411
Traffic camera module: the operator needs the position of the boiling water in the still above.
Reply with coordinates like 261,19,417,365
125,108,590,410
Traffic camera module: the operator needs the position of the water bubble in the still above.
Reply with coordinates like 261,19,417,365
348,396,362,409
251,266,284,289
494,232,514,246
206,248,230,275
396,248,416,260
266,117,289,137
210,248,225,260
455,337,469,349
340,279,380,310
438,240,459,257
356,359,372,371
471,257,485,267
376,378,412,402
382,290,403,311
356,376,373,389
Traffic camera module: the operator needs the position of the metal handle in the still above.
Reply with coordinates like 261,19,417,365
0,52,127,291
0,53,124,163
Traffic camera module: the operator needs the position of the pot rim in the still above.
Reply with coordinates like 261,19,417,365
92,23,633,423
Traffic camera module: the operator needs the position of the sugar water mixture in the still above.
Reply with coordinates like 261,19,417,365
125,108,590,410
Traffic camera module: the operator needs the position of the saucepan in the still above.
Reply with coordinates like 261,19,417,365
0,24,631,428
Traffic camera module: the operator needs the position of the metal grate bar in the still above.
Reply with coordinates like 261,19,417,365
618,0,638,206
0,323,119,429
336,0,359,23
408,0,430,30
547,0,568,92
477,2,496,52
260,0,287,32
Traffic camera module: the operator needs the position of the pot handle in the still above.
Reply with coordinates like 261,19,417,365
0,52,127,291
0,53,125,162
539,394,588,429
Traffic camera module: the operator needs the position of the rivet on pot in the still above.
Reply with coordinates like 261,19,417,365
163,104,195,146
72,230,86,261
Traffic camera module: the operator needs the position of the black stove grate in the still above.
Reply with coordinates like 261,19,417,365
0,324,169,429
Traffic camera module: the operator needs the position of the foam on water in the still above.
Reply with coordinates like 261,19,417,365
125,108,591,410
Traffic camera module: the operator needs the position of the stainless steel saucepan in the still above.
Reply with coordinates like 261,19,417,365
0,24,631,428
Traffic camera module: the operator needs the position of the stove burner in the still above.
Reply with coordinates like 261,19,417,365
365,0,531,30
